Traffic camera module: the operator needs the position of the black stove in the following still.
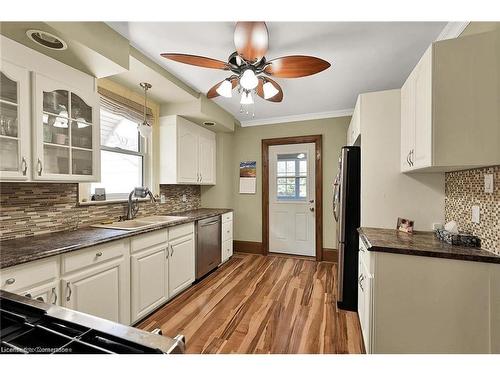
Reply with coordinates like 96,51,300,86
0,291,184,354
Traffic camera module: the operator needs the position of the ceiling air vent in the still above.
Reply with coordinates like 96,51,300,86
203,121,216,127
26,30,67,51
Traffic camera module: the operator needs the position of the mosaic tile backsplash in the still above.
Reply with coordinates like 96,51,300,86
0,183,201,241
445,165,500,254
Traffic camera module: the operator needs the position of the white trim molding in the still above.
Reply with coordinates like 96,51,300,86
240,108,354,127
436,22,470,41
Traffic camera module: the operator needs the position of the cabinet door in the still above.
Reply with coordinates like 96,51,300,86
130,245,168,323
222,238,233,263
32,73,100,182
62,259,129,324
177,122,199,183
198,131,216,185
358,256,373,353
22,281,59,305
0,60,30,181
413,47,433,168
168,233,195,297
401,71,416,172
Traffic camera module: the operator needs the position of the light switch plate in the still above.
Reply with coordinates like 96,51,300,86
484,174,494,193
182,194,187,203
471,205,480,224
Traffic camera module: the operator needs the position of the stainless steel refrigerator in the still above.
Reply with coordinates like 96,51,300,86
333,146,360,311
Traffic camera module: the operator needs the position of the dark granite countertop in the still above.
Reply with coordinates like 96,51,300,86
358,227,500,264
0,208,232,269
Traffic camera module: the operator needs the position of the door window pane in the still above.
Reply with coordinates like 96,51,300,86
44,145,69,174
0,138,18,171
43,90,69,116
0,72,18,103
276,153,308,201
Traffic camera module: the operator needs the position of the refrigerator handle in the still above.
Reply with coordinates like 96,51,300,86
333,180,339,221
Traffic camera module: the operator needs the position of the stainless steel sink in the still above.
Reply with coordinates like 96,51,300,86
92,216,188,231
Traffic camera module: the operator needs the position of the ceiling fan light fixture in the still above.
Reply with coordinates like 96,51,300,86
240,91,254,105
216,79,233,98
263,81,279,99
240,69,258,90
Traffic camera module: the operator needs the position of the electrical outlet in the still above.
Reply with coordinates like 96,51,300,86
471,205,480,224
484,174,494,193
182,194,187,203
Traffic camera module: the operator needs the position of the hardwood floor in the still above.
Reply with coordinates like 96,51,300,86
136,253,364,354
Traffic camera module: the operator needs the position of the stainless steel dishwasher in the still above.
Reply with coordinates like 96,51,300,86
195,216,221,280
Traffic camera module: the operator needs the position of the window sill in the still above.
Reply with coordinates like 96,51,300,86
78,198,150,207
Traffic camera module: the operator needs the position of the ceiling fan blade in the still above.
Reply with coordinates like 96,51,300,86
161,53,229,70
206,77,239,99
264,55,331,78
256,77,283,103
234,22,269,63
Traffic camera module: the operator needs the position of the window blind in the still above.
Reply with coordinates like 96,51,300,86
97,86,153,124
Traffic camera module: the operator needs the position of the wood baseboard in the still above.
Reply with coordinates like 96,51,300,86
233,240,263,254
322,248,338,263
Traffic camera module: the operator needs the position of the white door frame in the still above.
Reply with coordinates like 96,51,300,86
262,135,323,261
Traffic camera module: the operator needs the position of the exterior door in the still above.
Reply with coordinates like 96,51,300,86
269,143,316,256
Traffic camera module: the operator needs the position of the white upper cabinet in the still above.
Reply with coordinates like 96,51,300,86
0,35,100,182
0,60,31,180
401,30,500,172
346,98,361,146
159,115,216,185
32,73,100,181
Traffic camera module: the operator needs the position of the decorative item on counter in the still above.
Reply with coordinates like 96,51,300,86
444,220,459,234
397,217,414,233
435,228,481,247
94,188,106,201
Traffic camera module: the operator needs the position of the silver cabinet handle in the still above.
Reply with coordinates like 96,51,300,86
5,278,15,285
170,244,174,257
21,156,28,175
410,149,414,166
51,287,57,304
358,274,365,292
406,151,411,167
165,247,169,259
96,251,103,257
66,282,72,302
200,174,203,183
37,158,43,176
25,293,32,298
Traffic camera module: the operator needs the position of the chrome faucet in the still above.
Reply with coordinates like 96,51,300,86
126,187,157,220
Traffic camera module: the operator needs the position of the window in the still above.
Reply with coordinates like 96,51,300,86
276,153,307,201
79,91,151,203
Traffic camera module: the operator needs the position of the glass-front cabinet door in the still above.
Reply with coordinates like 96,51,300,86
0,60,30,180
32,73,100,181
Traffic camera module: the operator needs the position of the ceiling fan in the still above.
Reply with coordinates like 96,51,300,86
161,22,331,107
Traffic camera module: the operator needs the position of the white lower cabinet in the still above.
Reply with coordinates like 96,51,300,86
221,212,233,263
168,230,195,298
22,281,59,305
131,245,169,323
129,223,195,324
359,235,500,354
61,239,130,325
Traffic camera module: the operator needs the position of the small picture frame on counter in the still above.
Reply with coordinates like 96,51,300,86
397,217,414,233
94,188,106,201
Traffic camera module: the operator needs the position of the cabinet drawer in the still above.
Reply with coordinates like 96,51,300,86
222,221,233,242
131,229,168,253
1,257,59,293
169,222,194,241
223,239,233,261
62,240,128,274
359,236,372,274
222,212,233,223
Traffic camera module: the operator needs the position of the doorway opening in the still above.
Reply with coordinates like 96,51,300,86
262,135,323,261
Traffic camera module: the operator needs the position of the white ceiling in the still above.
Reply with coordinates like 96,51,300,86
108,22,446,125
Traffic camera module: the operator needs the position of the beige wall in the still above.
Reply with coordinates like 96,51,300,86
202,117,349,249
